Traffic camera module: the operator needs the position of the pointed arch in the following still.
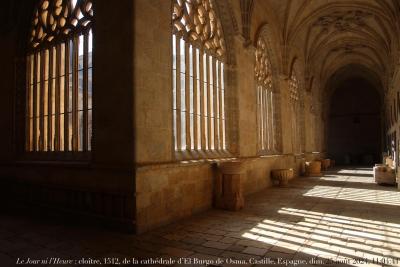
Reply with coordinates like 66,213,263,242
254,23,282,153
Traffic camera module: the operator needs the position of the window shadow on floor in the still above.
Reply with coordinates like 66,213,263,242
0,167,399,266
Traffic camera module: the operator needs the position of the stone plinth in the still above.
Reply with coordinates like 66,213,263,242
216,161,244,211
321,159,330,171
330,160,335,168
305,161,322,176
374,165,396,185
271,169,293,186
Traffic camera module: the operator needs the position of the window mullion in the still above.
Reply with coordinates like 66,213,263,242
199,50,206,151
30,55,34,151
43,50,49,151
257,86,262,150
206,55,212,150
263,89,267,150
270,91,275,151
259,88,263,150
260,88,264,150
48,48,53,151
55,44,61,151
39,50,45,151
292,103,295,153
294,102,301,152
299,103,302,152
83,32,89,151
218,60,224,151
215,60,220,151
267,90,271,151
192,47,198,150
72,36,79,151
185,42,191,150
294,103,297,153
266,89,270,151
33,54,38,151
26,56,31,151
212,58,218,151
256,86,259,150
297,103,300,153
266,90,270,150
175,36,182,151
221,63,226,149
263,88,268,151
64,41,70,152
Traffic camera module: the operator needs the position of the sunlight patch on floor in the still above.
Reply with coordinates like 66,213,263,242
319,176,376,184
303,185,400,206
242,207,400,267
336,169,373,175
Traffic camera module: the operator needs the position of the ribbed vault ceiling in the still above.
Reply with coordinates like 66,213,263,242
253,0,400,97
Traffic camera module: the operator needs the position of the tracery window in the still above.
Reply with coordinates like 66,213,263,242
172,0,227,156
26,0,93,154
255,37,275,153
289,70,302,153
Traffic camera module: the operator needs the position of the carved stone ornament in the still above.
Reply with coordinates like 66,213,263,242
331,43,367,53
29,0,93,50
289,71,299,101
172,0,226,58
254,38,272,89
313,10,372,33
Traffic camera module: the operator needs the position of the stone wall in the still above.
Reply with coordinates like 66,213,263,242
136,163,214,233
135,152,325,233
0,0,329,235
132,0,326,233
0,1,137,231
133,0,173,164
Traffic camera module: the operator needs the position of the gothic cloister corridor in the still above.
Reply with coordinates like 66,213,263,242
4,0,400,266
1,168,399,267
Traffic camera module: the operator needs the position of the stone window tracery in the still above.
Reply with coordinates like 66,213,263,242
255,37,275,153
289,70,302,153
172,0,227,155
26,0,93,154
173,0,226,58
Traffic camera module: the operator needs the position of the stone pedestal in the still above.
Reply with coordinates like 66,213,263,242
215,161,244,211
271,169,293,186
321,159,331,171
305,161,322,176
374,165,396,185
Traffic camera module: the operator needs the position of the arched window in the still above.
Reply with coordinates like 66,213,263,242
255,37,275,153
289,69,302,153
172,0,226,156
26,0,93,154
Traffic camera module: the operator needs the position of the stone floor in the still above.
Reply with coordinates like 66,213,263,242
1,167,400,267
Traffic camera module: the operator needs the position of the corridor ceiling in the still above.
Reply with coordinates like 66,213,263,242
242,0,400,99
